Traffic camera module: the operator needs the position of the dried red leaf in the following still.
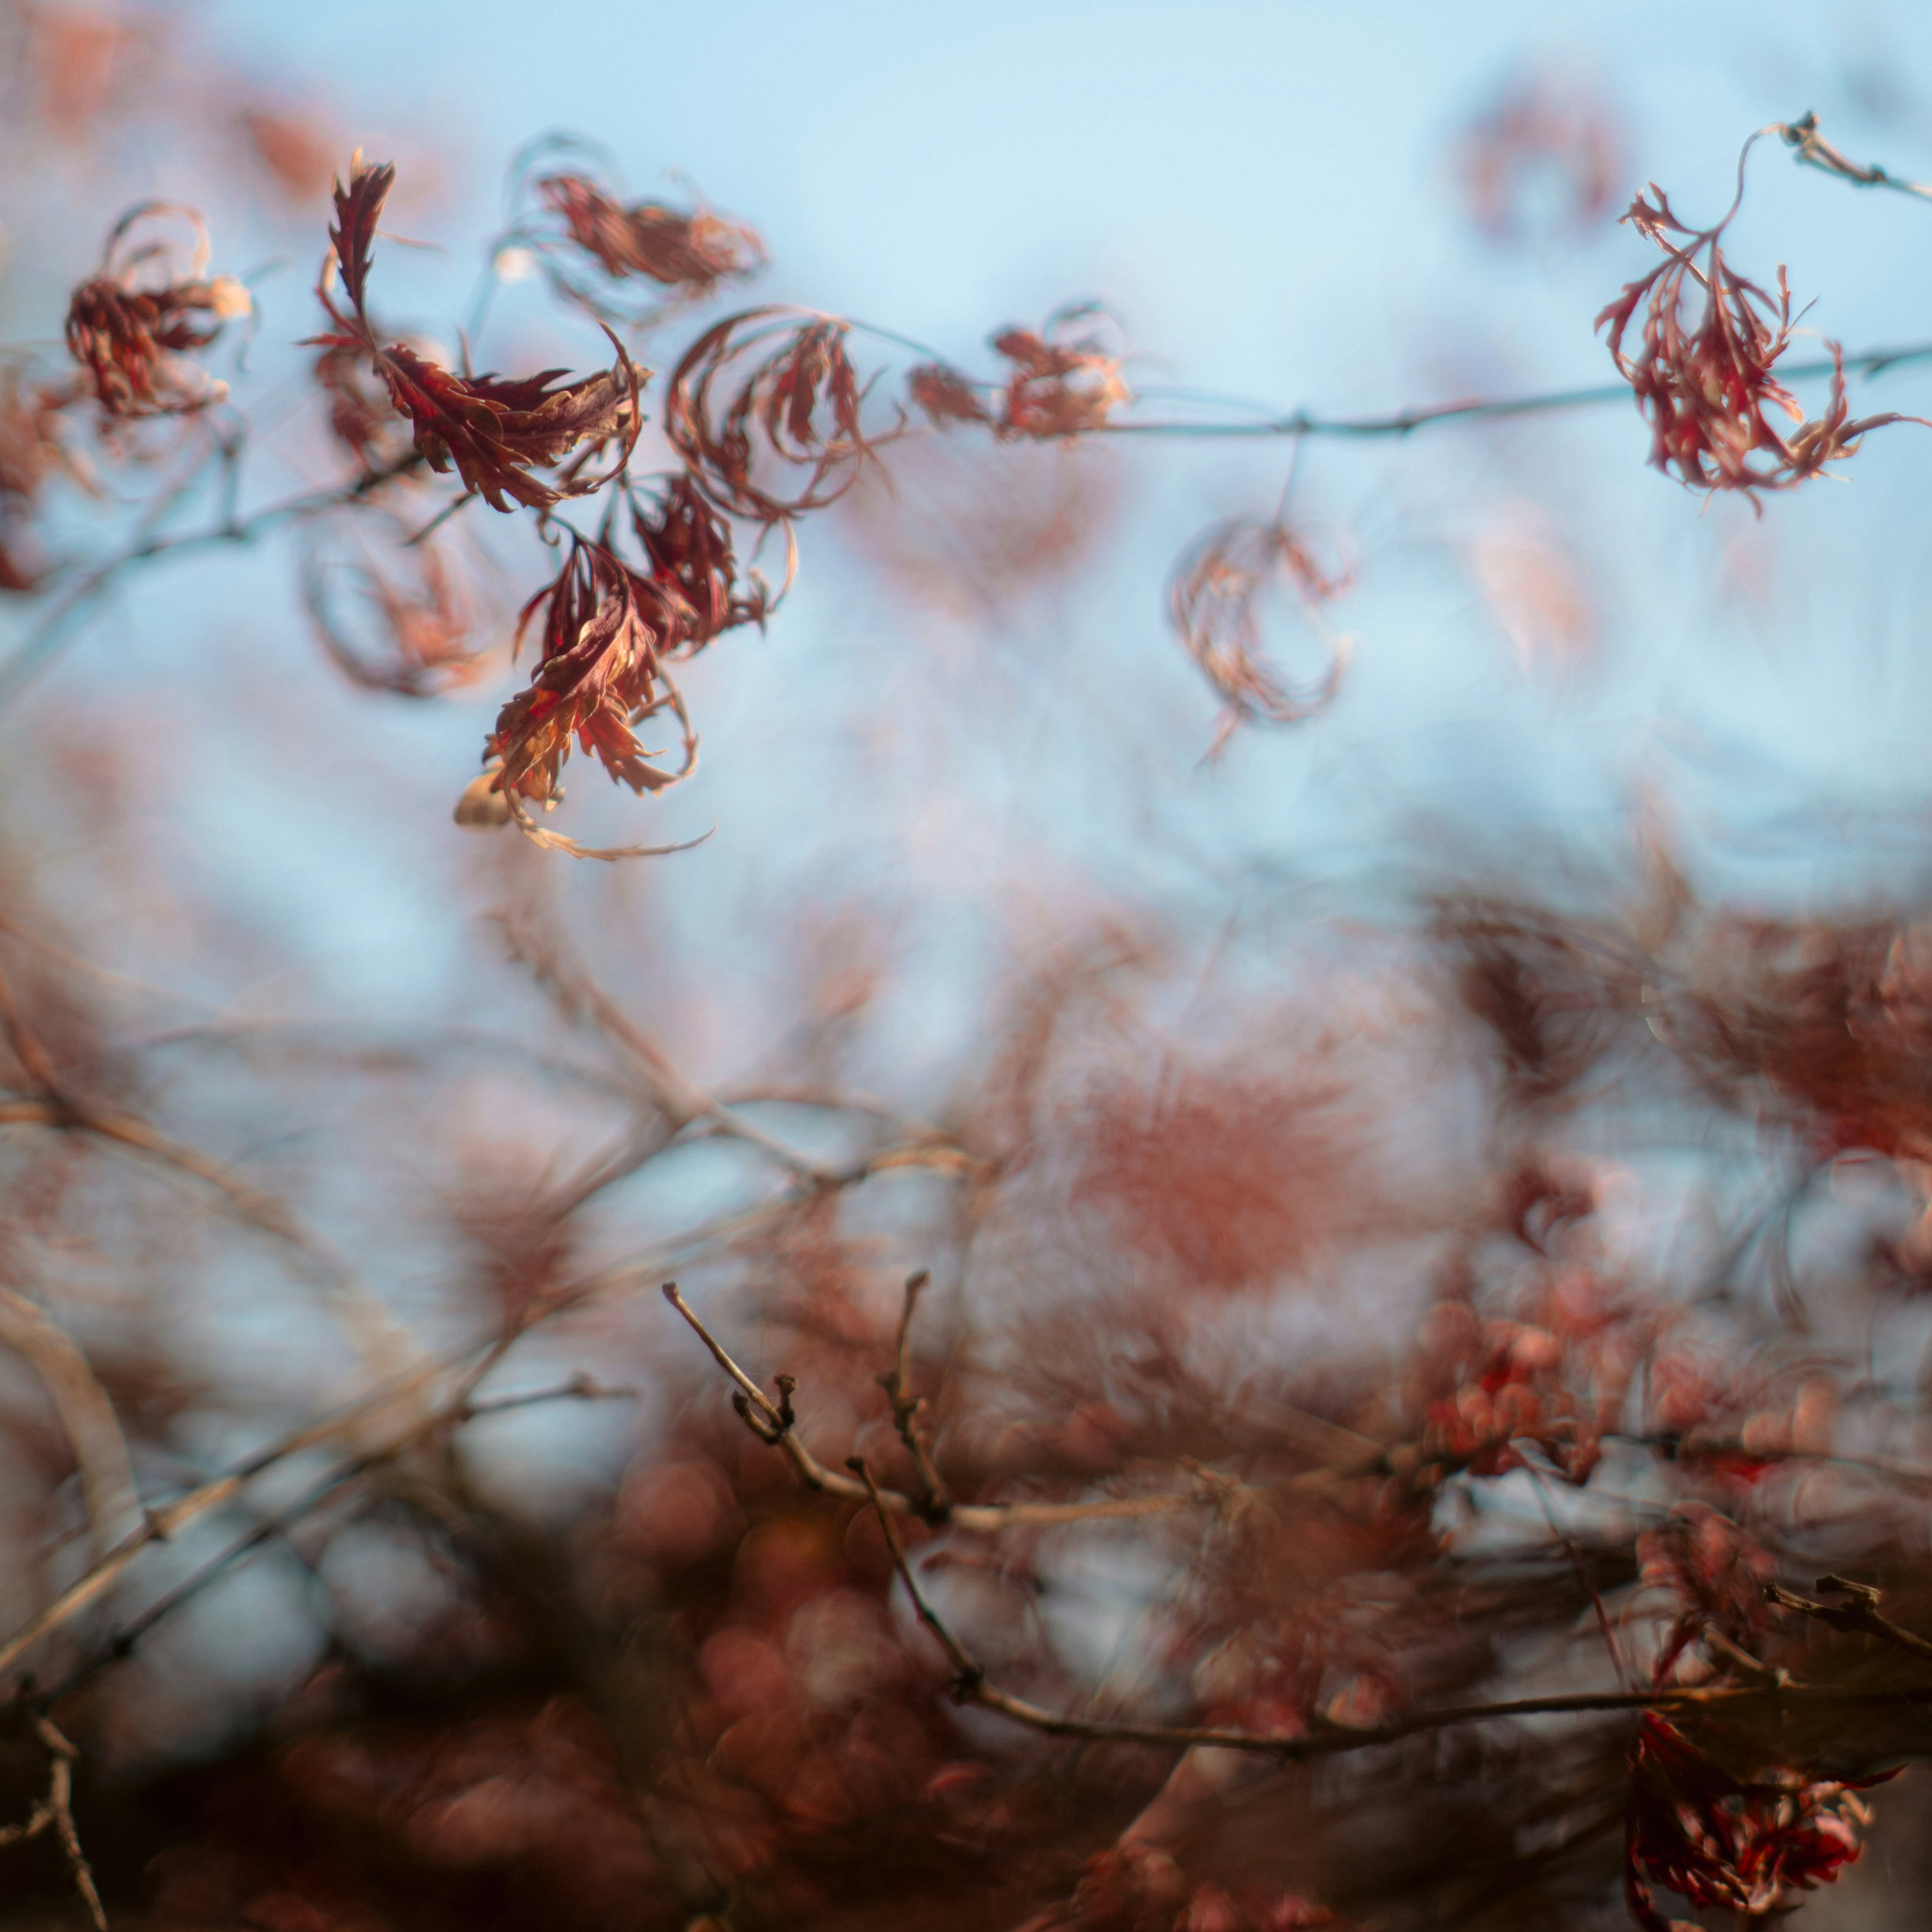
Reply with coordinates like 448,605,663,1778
302,527,486,697
991,308,1132,439
632,471,768,646
312,341,405,465
1598,166,1923,499
665,306,882,523
485,534,694,808
63,204,251,419
535,173,764,304
1625,1715,1893,1930
373,341,640,512
1637,1504,1775,1684
905,363,991,429
1169,515,1353,732
1459,70,1625,243
326,153,394,319
0,366,75,593
239,106,338,203
313,156,642,510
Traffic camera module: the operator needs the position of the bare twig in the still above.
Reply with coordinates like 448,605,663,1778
880,1270,951,1520
0,1715,106,1931
1766,1575,1932,1665
662,1283,1196,1531
1779,112,1932,204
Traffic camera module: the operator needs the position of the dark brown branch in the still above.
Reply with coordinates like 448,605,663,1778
849,1456,1932,1765
1766,1575,1932,1665
0,1715,106,1931
879,1269,950,1520
661,1282,1198,1532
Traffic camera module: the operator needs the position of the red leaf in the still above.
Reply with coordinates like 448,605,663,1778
329,153,395,319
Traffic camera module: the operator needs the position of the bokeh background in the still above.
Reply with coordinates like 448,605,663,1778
7,2,1932,1926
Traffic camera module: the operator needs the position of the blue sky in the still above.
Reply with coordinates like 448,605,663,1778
14,0,1932,1021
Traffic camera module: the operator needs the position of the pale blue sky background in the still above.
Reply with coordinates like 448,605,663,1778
13,0,1932,1028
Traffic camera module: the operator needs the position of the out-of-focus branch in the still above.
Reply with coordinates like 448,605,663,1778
0,1342,493,1685
0,1715,106,1932
0,958,418,1377
27,1374,632,1714
491,913,848,1181
0,446,425,712
849,1458,1932,1765
0,1288,142,1562
662,1283,1196,1531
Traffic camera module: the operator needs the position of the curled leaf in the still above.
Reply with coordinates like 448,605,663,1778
1169,515,1354,734
1597,167,1925,499
1625,1715,1894,1930
632,471,768,646
487,534,695,808
665,306,884,524
302,524,488,696
373,336,641,513
991,307,1131,438
534,172,764,311
64,203,250,419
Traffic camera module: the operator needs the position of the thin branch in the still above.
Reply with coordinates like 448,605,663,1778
1779,112,1932,204
0,446,425,712
879,1269,950,1520
0,1287,142,1562
662,1283,1198,1531
1086,342,1932,440
1766,1575,1932,1665
0,1715,106,1931
849,1461,1932,1766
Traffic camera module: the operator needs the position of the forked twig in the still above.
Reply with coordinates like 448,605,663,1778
0,1715,107,1931
1766,1575,1932,1665
661,1282,1197,1531
879,1269,950,1519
